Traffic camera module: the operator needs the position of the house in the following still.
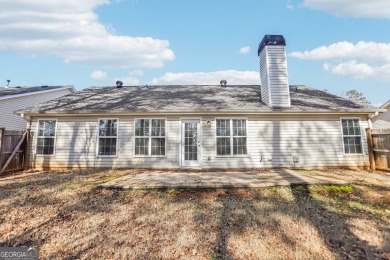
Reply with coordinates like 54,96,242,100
16,35,384,170
372,100,390,129
0,85,75,130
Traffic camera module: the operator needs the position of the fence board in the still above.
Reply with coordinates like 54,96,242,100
0,129,26,173
372,128,390,171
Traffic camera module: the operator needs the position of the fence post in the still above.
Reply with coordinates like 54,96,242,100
0,128,4,169
23,129,30,170
366,128,376,171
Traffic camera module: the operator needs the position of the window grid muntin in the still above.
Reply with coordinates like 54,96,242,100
98,119,118,156
216,119,247,156
135,119,166,156
37,119,56,155
341,119,363,154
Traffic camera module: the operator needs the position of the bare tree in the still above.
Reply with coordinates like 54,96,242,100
345,90,371,105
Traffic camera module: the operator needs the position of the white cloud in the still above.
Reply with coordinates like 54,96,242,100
303,0,390,19
292,41,390,80
238,46,250,55
90,70,107,80
149,70,260,85
290,41,390,63
0,0,174,68
127,70,144,76
324,61,390,80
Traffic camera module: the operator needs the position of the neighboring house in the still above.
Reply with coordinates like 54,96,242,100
372,100,390,129
17,35,384,170
0,86,75,130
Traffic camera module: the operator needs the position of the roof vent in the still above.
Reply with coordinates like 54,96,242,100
15,86,21,88
41,85,48,88
116,80,123,88
220,80,227,87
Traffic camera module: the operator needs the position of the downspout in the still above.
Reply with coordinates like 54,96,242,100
368,111,379,129
366,112,379,171
20,113,31,130
20,113,32,170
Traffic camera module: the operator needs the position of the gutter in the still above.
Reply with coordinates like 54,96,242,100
15,109,386,117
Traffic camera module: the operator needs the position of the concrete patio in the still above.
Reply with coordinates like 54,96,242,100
99,169,349,189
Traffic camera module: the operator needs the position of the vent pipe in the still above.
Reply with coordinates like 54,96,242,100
116,80,123,88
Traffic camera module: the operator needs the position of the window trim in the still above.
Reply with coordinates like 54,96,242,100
340,117,364,156
96,118,119,158
35,118,58,156
215,118,248,157
133,118,167,158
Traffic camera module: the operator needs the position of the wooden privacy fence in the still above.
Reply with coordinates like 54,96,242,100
0,128,29,174
366,128,390,171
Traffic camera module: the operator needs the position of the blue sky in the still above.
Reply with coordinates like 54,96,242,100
0,0,389,105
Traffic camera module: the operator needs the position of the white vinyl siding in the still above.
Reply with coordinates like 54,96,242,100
202,115,369,169
373,109,390,129
259,45,290,107
259,49,270,106
0,88,73,130
27,115,370,169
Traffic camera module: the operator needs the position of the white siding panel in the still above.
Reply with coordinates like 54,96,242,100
259,49,269,106
29,116,181,169
0,89,72,130
29,115,370,169
373,109,390,129
259,45,290,108
201,116,369,169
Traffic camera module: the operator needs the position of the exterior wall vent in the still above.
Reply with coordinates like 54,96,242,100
258,35,291,108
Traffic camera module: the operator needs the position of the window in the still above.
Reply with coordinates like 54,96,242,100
341,119,363,154
37,119,57,155
135,119,166,156
98,119,118,156
216,119,247,156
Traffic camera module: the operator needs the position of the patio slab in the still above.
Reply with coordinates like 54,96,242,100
99,169,349,190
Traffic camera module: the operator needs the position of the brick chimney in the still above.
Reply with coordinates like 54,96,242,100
258,35,291,108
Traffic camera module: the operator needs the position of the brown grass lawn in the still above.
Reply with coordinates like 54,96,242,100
0,169,389,259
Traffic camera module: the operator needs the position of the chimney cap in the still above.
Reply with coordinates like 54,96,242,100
258,35,286,55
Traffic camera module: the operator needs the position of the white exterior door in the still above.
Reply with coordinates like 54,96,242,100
181,119,201,167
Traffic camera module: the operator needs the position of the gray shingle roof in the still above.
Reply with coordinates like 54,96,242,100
0,86,73,98
16,85,380,115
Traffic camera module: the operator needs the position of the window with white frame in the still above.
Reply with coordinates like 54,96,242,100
37,119,57,155
98,119,118,156
341,119,363,154
216,119,247,156
135,119,166,156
